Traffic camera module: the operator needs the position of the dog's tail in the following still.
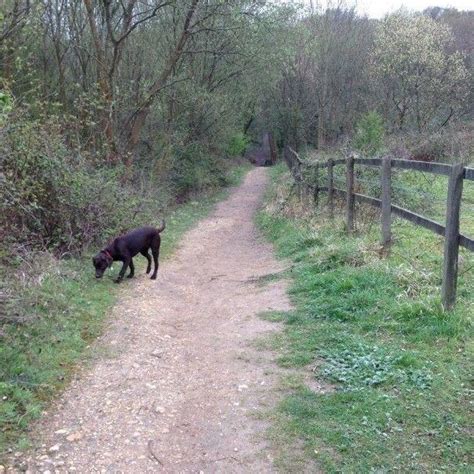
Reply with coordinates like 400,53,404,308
157,219,166,233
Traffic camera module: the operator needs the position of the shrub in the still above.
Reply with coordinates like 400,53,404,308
226,132,250,157
0,90,13,125
0,112,157,258
170,142,229,201
353,111,385,156
387,123,474,164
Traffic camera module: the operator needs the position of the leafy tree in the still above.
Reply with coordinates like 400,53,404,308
372,12,469,132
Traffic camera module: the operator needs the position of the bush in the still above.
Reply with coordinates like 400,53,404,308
386,122,474,164
170,142,229,201
0,90,13,125
353,111,385,156
226,132,250,157
0,113,158,258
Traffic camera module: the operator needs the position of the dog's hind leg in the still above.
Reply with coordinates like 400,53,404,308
150,238,161,280
127,259,135,278
141,250,152,274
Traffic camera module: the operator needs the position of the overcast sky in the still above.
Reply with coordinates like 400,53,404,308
295,1,474,18
357,0,473,18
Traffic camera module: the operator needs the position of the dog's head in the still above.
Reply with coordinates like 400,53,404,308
92,251,113,279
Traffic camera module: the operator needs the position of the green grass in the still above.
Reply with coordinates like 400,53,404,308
0,161,251,458
257,163,473,472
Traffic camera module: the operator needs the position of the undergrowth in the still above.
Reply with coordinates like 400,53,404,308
257,163,473,472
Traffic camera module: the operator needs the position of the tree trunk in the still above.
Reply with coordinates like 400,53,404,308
125,0,200,156
83,0,117,161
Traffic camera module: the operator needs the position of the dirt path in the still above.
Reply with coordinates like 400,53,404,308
14,168,291,473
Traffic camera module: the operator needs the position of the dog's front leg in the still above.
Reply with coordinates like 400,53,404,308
115,258,130,283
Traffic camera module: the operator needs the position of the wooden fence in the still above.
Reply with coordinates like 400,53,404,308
283,146,474,310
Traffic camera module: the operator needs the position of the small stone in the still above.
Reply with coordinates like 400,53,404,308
155,406,166,414
49,444,60,453
43,470,51,474
66,432,83,442
146,383,157,389
234,448,239,452
0,465,5,473
55,429,68,435
237,384,248,392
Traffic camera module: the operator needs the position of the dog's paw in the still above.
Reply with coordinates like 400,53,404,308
127,274,134,279
146,268,151,274
114,278,122,284
150,275,157,280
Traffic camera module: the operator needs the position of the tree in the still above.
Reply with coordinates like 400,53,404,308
372,12,470,132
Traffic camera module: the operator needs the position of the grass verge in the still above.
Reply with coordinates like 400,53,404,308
0,161,251,458
257,163,473,472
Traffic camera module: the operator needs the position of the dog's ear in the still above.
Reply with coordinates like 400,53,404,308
104,254,113,267
92,256,97,266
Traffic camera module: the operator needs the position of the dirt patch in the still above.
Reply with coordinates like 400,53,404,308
9,168,293,473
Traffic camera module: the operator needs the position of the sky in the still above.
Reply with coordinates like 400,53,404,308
296,0,474,18
357,0,474,18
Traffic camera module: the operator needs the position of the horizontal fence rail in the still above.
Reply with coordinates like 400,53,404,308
283,146,473,310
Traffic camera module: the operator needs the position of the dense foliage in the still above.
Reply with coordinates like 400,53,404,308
1,1,472,258
0,1,286,258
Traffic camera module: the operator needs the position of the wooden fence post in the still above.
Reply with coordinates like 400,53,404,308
381,156,392,250
441,163,464,310
327,158,334,219
346,155,355,233
313,164,320,206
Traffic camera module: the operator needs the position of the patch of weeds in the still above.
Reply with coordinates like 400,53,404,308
319,343,432,391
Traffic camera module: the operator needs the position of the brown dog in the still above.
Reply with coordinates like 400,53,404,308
93,221,165,283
